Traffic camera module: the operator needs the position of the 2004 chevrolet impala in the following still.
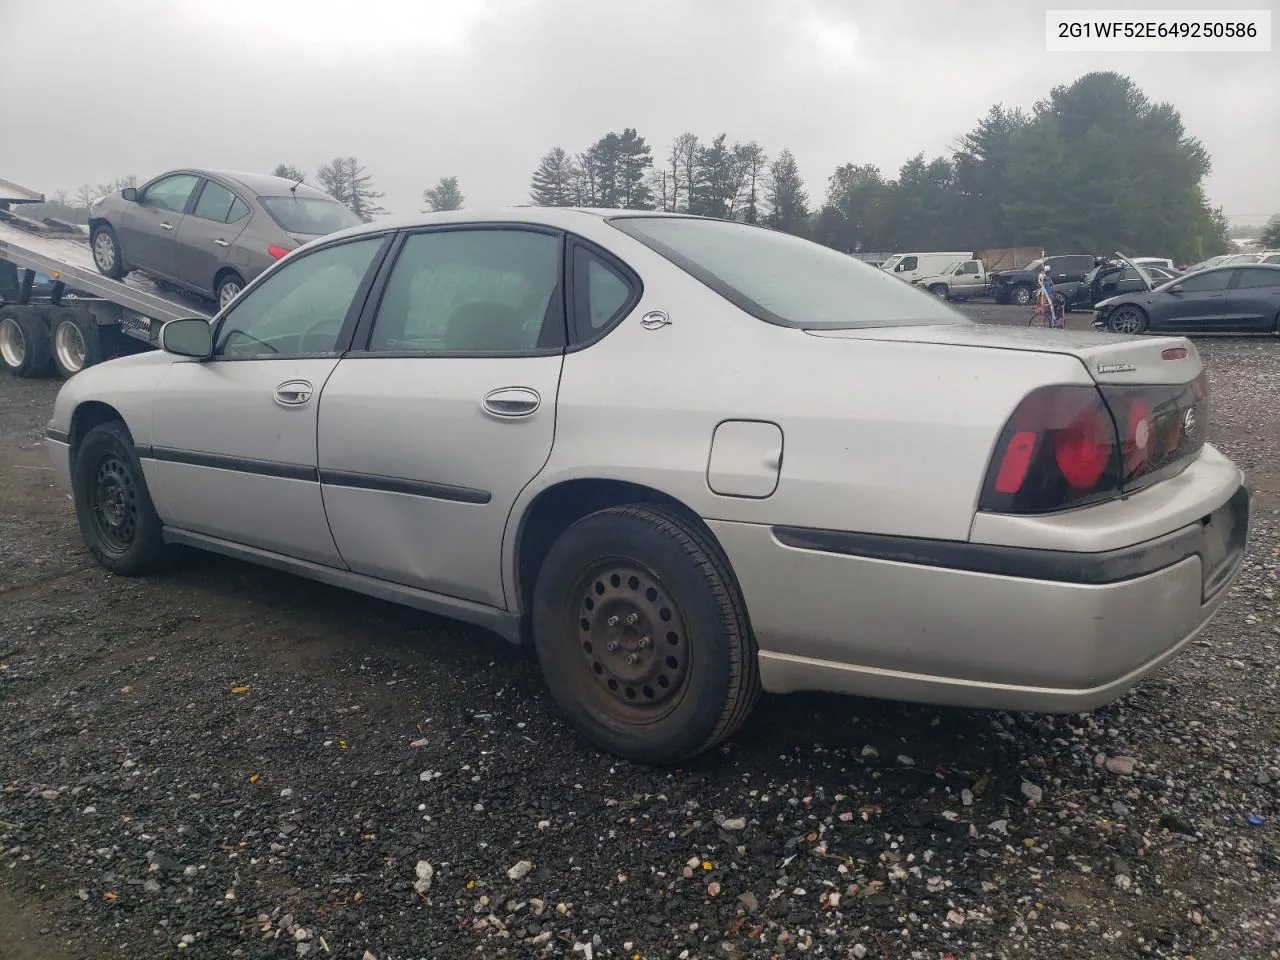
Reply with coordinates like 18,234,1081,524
45,209,1251,763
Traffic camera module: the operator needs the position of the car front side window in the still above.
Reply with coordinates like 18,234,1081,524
141,174,200,214
366,228,562,354
213,237,383,358
1176,270,1231,294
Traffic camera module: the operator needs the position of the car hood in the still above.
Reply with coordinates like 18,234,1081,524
805,320,1200,385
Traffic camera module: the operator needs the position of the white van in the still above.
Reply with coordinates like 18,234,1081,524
880,252,973,284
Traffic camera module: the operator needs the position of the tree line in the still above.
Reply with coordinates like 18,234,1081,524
527,72,1232,263
272,162,464,220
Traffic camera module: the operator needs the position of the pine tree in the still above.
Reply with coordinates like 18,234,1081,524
529,147,579,206
422,176,464,211
272,164,307,183
317,157,386,222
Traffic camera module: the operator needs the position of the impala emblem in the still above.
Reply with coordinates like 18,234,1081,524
1097,361,1136,374
639,310,671,330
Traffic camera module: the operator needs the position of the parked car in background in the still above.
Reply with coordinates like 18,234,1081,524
879,251,972,284
912,258,988,300
1131,256,1175,271
44,209,1248,763
1184,254,1234,273
991,254,1095,305
88,169,363,310
1095,260,1280,334
1219,253,1264,266
1261,251,1280,265
1065,260,1178,312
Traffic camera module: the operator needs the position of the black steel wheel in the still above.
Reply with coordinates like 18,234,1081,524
532,504,760,764
72,420,169,575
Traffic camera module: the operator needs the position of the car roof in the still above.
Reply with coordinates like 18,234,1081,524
155,168,335,201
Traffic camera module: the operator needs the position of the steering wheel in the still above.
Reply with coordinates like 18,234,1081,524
299,315,343,354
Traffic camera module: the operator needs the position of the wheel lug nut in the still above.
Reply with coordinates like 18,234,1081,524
624,654,638,665
625,613,639,625
638,636,650,649
607,615,619,627
607,641,619,652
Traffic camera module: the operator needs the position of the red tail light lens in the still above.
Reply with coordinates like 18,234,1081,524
267,244,292,260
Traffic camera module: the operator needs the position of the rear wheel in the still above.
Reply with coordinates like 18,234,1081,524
0,306,53,378
51,309,103,378
1108,306,1148,335
91,224,127,280
215,272,245,311
72,420,169,575
532,504,760,765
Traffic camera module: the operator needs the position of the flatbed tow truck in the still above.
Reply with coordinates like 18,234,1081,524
0,180,211,380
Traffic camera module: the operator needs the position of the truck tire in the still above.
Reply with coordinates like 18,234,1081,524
1010,283,1033,306
0,305,54,378
90,224,128,280
927,284,949,299
531,503,761,765
50,308,104,378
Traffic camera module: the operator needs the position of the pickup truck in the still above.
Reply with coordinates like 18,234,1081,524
911,258,987,300
991,254,1096,306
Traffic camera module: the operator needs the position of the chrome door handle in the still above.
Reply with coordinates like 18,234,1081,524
213,238,229,247
160,222,174,231
481,386,540,418
274,379,313,406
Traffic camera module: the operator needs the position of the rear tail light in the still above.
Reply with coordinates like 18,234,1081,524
267,244,292,261
980,374,1207,515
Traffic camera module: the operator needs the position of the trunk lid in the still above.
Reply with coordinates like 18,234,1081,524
806,321,1202,386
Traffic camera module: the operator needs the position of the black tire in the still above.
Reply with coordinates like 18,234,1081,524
50,309,103,379
215,271,246,312
1010,283,1033,306
72,420,169,576
927,284,949,299
90,224,127,280
0,306,53,378
531,504,761,765
1107,305,1148,335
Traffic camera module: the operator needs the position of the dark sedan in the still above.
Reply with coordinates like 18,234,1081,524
1066,262,1178,311
1095,263,1280,334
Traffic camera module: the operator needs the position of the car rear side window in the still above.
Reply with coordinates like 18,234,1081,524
610,216,961,329
193,181,246,223
1234,268,1280,289
573,245,636,333
366,229,562,354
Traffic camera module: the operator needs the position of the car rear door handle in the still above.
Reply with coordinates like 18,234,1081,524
213,238,229,247
160,221,174,231
481,386,540,418
274,379,313,407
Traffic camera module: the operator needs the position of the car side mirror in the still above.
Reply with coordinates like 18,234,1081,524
1169,285,1184,295
121,187,138,202
160,317,212,358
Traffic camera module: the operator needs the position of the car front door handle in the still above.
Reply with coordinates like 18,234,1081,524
213,238,229,247
481,386,540,418
160,222,174,231
274,380,314,407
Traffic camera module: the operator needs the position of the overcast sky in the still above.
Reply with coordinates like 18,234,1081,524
1,0,1276,228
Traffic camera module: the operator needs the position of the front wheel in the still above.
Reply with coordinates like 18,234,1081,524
928,284,949,299
90,225,127,280
1108,306,1148,335
532,504,760,765
72,421,169,575
1010,284,1033,306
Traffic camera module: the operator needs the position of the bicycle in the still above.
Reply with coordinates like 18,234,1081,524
1027,291,1067,328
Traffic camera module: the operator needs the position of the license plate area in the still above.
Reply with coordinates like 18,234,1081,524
1200,486,1250,601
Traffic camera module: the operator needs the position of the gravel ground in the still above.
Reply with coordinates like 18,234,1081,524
2,305,1279,960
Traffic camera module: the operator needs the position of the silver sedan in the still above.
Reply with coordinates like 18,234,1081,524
45,209,1251,763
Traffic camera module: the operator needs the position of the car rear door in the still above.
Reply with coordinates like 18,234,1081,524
314,225,568,609
173,178,252,297
147,233,390,564
1224,268,1280,331
118,173,201,279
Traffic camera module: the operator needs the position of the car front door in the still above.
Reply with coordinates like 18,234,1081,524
118,173,201,279
1225,268,1280,331
950,260,982,297
145,233,390,564
173,178,252,297
315,225,569,608
1153,268,1233,331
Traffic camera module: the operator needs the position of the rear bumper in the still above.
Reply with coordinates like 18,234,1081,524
709,480,1249,714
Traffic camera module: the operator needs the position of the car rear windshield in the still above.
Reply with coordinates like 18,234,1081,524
258,196,363,235
608,216,963,329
